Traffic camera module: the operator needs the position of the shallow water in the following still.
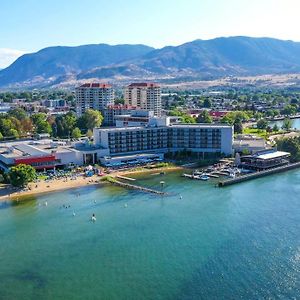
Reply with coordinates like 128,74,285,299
0,170,299,299
269,117,300,130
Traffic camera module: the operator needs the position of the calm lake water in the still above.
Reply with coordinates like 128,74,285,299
269,117,300,130
0,170,299,299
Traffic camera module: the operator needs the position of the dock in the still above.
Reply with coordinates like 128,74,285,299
218,162,300,187
112,179,168,195
207,173,219,178
182,173,194,179
116,175,136,181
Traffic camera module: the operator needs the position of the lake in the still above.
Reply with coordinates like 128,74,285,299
0,170,299,299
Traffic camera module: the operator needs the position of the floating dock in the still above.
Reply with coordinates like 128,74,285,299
218,162,300,187
116,175,136,181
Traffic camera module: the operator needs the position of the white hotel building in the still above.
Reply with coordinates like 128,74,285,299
94,117,233,158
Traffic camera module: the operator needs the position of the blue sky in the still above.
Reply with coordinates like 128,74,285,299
0,0,299,67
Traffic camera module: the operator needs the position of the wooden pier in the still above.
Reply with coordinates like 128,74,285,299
112,179,168,195
218,162,300,187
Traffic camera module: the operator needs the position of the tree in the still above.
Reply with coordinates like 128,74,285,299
77,109,103,131
86,129,93,138
8,108,27,120
257,119,268,129
20,118,34,134
8,129,19,139
9,164,36,187
196,111,213,123
36,120,52,134
72,127,81,138
282,118,292,131
272,124,279,132
276,138,300,162
281,105,297,116
203,98,212,108
234,120,243,134
0,118,14,136
31,113,52,134
31,113,47,125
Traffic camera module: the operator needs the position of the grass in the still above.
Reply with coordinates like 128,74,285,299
100,175,117,183
242,128,268,139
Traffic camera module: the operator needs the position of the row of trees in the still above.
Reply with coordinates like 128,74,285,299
0,108,103,140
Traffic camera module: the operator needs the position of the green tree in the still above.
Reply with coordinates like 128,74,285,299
8,108,27,120
86,129,93,138
276,138,300,162
9,164,36,187
0,118,14,136
31,113,52,134
8,128,19,139
77,109,103,131
36,120,52,134
281,105,297,116
234,120,243,134
257,119,268,129
72,127,81,138
272,124,279,132
203,98,212,108
282,118,292,131
196,111,213,123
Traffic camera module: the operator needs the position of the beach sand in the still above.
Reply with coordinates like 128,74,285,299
0,165,184,201
0,175,101,201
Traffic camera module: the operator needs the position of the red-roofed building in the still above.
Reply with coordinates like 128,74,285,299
76,83,114,116
124,82,162,116
209,111,229,120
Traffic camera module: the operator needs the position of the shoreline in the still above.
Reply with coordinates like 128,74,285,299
0,165,185,202
0,175,101,201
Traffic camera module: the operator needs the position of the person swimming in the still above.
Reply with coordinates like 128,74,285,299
91,213,96,222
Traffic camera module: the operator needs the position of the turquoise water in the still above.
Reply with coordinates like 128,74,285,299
0,170,299,299
269,118,300,130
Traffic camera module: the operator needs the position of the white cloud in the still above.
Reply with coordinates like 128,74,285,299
0,48,27,69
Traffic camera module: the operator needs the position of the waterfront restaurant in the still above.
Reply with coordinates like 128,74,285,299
239,149,290,170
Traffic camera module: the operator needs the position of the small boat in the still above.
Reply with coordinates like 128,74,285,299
193,170,202,176
228,172,236,178
199,175,209,181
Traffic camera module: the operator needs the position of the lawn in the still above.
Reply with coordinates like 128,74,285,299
242,128,269,139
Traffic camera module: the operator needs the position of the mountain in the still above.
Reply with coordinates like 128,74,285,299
0,44,154,88
2,37,300,88
80,37,300,80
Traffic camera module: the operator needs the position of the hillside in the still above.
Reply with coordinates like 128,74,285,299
0,44,154,88
2,37,300,88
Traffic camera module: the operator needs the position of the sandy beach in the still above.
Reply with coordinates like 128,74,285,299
0,175,101,201
0,165,184,201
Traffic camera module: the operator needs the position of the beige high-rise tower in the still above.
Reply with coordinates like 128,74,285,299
75,83,114,116
124,83,161,116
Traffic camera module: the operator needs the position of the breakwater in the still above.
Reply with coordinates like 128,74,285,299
218,162,300,187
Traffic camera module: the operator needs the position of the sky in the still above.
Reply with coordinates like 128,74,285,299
0,0,300,68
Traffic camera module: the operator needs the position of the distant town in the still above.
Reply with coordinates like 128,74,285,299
0,81,300,192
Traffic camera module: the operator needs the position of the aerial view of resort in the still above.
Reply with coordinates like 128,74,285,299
0,0,300,299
